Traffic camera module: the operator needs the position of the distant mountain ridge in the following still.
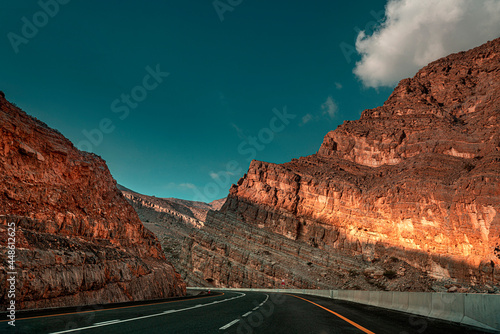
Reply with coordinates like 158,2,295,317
118,186,225,286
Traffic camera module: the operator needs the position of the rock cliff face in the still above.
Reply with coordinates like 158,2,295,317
123,38,499,293
0,95,185,310
152,38,498,292
124,188,440,292
224,38,500,287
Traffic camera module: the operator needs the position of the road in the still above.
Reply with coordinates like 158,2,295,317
1,290,495,334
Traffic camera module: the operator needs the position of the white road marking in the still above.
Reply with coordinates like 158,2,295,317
219,293,269,331
262,294,269,304
258,294,269,307
219,319,240,330
94,319,121,325
49,292,246,334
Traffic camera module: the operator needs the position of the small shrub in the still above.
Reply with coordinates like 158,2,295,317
349,269,359,277
464,162,475,172
383,270,398,279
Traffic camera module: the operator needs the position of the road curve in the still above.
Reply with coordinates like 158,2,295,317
0,290,494,333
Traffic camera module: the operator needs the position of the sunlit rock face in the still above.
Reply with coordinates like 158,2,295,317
195,38,500,289
126,189,440,292
0,96,185,309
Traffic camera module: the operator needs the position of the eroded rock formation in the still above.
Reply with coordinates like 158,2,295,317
224,37,500,287
124,187,440,292
122,38,499,293
133,38,500,293
0,95,185,310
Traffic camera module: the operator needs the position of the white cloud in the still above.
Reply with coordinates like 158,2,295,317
165,182,198,191
209,171,234,181
179,183,197,189
300,113,313,125
231,122,247,140
335,82,343,89
321,96,338,119
354,0,500,88
301,96,339,126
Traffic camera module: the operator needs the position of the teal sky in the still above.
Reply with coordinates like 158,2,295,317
1,0,394,202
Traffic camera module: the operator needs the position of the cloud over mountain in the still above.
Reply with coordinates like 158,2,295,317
354,0,500,88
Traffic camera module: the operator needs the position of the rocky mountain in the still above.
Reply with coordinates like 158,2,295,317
131,38,500,293
118,186,225,287
221,38,500,290
0,94,185,310
123,187,441,292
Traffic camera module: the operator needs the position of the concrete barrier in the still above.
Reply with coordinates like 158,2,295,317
429,293,464,324
186,287,500,331
337,289,354,302
462,293,500,331
390,291,409,313
353,290,370,305
406,292,432,317
378,291,393,309
303,289,330,298
368,291,380,307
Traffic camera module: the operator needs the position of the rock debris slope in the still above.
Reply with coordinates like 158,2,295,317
0,94,185,310
119,185,225,287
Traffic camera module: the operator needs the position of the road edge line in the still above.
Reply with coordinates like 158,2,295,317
285,294,376,334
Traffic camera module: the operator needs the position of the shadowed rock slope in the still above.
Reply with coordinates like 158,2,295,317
0,95,185,310
118,186,225,287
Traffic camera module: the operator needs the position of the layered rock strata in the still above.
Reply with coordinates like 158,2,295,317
126,38,499,293
123,188,436,291
0,95,185,310
225,38,500,287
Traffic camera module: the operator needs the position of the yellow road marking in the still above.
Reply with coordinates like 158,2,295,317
0,292,223,323
285,294,376,334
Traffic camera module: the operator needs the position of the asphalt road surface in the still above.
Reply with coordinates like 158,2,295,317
1,290,496,334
